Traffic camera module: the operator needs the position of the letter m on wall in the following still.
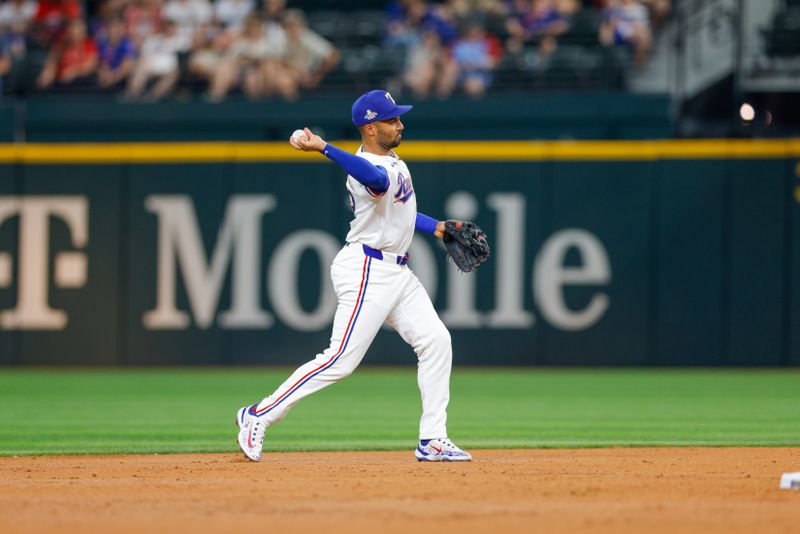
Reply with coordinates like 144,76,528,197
142,195,275,329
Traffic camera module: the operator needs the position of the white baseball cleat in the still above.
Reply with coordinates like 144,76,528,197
415,438,472,462
236,405,267,462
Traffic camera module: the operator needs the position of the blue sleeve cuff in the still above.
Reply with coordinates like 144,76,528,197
415,212,439,234
322,143,390,193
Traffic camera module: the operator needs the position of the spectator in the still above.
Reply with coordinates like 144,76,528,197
37,17,98,90
385,0,414,49
31,0,81,48
0,0,33,62
0,0,38,36
261,0,284,23
123,0,163,48
163,0,212,42
93,0,129,23
385,0,459,51
445,0,509,35
126,18,189,99
599,0,652,66
207,13,274,100
417,0,459,45
259,0,285,50
96,17,135,90
639,0,670,28
554,0,579,16
187,18,231,86
214,0,253,31
402,29,453,100
0,30,14,93
271,9,338,100
506,0,569,60
440,21,502,98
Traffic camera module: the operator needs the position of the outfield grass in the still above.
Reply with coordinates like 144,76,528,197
1,368,799,456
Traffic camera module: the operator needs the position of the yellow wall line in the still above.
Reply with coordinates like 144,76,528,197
0,139,798,164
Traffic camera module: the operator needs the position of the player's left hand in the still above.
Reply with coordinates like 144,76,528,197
289,127,326,152
434,221,446,240
442,220,490,273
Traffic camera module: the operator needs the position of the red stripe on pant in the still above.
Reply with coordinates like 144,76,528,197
255,256,369,416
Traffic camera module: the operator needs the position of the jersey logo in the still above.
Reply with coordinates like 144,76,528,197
394,172,414,204
364,109,377,121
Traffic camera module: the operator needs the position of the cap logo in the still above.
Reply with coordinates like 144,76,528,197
385,92,395,104
364,109,377,120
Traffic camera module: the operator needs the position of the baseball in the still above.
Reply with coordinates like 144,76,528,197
291,129,308,145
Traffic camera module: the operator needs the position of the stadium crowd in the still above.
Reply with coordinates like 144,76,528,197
0,0,670,100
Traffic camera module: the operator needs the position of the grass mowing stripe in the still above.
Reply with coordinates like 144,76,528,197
0,368,798,455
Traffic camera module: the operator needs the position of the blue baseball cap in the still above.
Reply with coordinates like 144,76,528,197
351,90,413,126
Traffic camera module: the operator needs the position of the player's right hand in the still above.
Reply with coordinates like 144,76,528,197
289,127,326,152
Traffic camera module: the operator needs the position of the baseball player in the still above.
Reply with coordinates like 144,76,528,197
236,90,471,462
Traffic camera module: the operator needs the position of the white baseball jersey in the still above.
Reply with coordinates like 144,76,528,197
345,147,416,255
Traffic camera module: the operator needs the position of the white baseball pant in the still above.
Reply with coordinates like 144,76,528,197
252,243,452,440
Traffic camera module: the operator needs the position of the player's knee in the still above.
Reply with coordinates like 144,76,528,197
428,321,452,357
334,364,357,379
322,356,359,380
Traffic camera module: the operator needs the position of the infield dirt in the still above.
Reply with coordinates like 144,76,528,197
2,447,799,533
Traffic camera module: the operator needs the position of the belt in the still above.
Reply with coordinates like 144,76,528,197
349,243,409,266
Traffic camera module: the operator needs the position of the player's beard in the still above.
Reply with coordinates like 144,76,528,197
381,133,402,150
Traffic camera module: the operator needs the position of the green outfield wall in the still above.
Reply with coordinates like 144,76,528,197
0,139,798,366
0,94,672,142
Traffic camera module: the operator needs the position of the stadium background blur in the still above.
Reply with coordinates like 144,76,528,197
0,0,799,368
0,0,798,138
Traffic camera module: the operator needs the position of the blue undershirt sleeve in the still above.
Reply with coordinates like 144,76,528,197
322,143,390,193
415,212,439,234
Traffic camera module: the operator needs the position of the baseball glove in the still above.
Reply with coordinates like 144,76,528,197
443,220,490,273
